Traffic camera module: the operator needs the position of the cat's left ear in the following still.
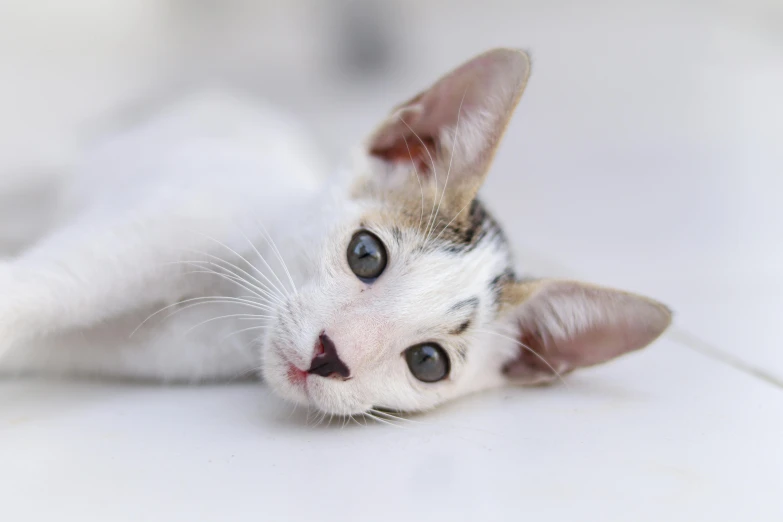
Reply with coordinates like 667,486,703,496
497,279,673,385
362,48,531,206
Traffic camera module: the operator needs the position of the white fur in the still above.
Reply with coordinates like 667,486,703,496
0,50,670,416
260,213,515,414
0,90,329,381
0,89,522,414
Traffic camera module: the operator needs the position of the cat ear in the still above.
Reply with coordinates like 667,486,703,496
497,279,672,385
361,48,531,207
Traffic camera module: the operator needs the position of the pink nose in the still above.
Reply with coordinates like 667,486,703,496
307,333,351,380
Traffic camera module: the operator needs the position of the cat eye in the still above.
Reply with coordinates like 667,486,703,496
347,230,387,281
405,343,450,383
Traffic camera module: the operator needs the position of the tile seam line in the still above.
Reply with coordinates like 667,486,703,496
666,325,783,390
514,245,783,391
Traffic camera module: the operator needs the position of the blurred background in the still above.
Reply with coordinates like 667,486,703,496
0,0,781,379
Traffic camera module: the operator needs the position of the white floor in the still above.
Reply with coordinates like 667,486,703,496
1,1,782,521
1,338,781,522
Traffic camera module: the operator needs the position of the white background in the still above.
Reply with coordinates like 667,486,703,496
1,1,781,520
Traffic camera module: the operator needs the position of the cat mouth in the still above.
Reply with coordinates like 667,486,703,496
286,363,308,387
273,345,308,389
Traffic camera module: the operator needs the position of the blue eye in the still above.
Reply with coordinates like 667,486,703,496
347,230,387,281
405,343,450,383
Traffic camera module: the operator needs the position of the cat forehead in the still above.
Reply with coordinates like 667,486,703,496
357,196,510,258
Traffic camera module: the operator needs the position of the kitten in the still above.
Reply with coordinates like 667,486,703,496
0,48,671,416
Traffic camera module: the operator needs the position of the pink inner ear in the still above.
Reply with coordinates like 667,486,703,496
369,129,437,175
518,319,645,374
503,282,672,383
367,49,530,176
503,327,563,381
366,80,484,175
503,316,658,382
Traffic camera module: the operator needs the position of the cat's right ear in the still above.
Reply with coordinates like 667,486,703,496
353,48,531,209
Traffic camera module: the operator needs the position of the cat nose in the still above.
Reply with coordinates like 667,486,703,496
307,333,351,380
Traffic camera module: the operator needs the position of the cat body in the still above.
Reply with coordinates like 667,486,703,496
0,49,672,415
0,91,326,380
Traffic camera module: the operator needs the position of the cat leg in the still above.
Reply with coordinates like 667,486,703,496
0,296,260,382
0,199,251,356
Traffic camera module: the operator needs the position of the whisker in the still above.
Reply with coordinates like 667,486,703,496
287,402,299,421
227,363,263,382
162,299,273,325
185,269,279,305
308,410,321,428
236,228,290,299
181,313,273,337
431,197,474,245
172,258,282,305
370,411,406,428
194,233,287,301
184,252,285,305
220,325,271,342
256,220,298,295
475,328,569,387
398,117,440,236
185,295,275,311
401,133,426,233
364,412,403,429
236,294,272,303
370,408,423,425
130,295,275,338
425,88,467,245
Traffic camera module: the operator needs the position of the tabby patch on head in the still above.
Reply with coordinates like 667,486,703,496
262,48,672,416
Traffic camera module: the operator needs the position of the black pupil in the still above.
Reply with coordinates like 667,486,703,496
405,344,450,383
347,231,387,280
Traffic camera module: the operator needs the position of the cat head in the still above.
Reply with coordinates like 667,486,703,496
261,48,672,415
